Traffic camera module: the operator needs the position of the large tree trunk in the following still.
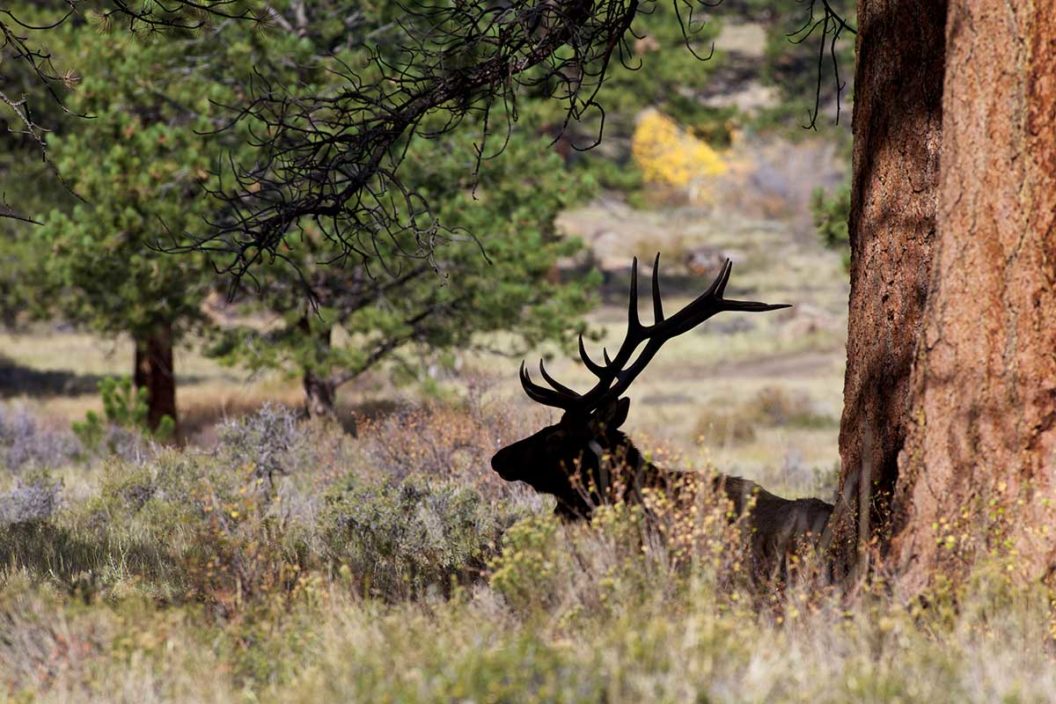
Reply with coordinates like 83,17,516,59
829,0,948,578
888,5,1056,593
133,321,178,436
834,2,1056,591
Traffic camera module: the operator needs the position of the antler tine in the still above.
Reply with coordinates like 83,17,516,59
697,257,733,301
713,257,733,298
696,257,789,314
516,257,788,414
658,258,733,336
519,361,579,409
538,359,581,397
651,252,664,324
578,334,607,378
627,257,641,333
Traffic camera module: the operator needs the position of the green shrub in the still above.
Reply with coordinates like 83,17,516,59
572,153,645,192
72,376,174,452
65,452,308,607
812,181,851,271
488,514,563,612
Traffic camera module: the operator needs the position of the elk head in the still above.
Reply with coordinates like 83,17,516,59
491,255,790,519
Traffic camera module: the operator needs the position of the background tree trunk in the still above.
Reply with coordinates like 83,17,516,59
303,368,337,420
829,0,948,578
299,315,337,419
133,321,178,435
889,4,1056,593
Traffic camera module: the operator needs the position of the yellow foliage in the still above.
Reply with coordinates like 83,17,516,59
631,109,727,191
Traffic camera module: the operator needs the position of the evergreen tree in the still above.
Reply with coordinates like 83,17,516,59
31,24,231,434
211,116,598,418
26,4,599,422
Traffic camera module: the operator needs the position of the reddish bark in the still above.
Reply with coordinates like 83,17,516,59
830,0,948,578
890,4,1056,591
133,321,178,437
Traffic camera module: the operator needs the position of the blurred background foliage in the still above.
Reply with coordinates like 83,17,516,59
0,0,854,432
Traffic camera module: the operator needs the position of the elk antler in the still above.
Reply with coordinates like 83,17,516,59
521,255,790,412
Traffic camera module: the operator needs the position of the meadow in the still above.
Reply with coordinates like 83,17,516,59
3,201,1054,703
2,402,1053,702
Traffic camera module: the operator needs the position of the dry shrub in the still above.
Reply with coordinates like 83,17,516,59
695,386,835,447
355,390,526,496
56,450,312,617
748,386,829,427
214,404,304,482
694,407,758,446
627,182,694,209
213,404,356,494
631,230,691,270
715,137,845,237
180,386,305,443
178,465,309,619
0,577,107,696
0,480,59,526
323,474,529,601
0,403,82,472
487,469,798,620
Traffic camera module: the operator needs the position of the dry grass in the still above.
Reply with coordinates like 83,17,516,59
1,405,1053,702
0,328,302,428
0,285,1049,704
0,199,875,700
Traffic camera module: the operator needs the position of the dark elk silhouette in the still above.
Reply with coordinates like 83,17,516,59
491,256,834,571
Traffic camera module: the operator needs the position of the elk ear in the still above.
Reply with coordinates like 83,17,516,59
545,427,569,450
594,397,630,431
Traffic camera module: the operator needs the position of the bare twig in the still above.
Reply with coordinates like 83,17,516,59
786,0,856,129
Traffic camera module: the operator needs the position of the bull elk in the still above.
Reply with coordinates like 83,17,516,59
490,256,833,572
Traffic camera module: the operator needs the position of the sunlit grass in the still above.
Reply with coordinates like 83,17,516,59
1,402,1052,703
0,205,885,702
